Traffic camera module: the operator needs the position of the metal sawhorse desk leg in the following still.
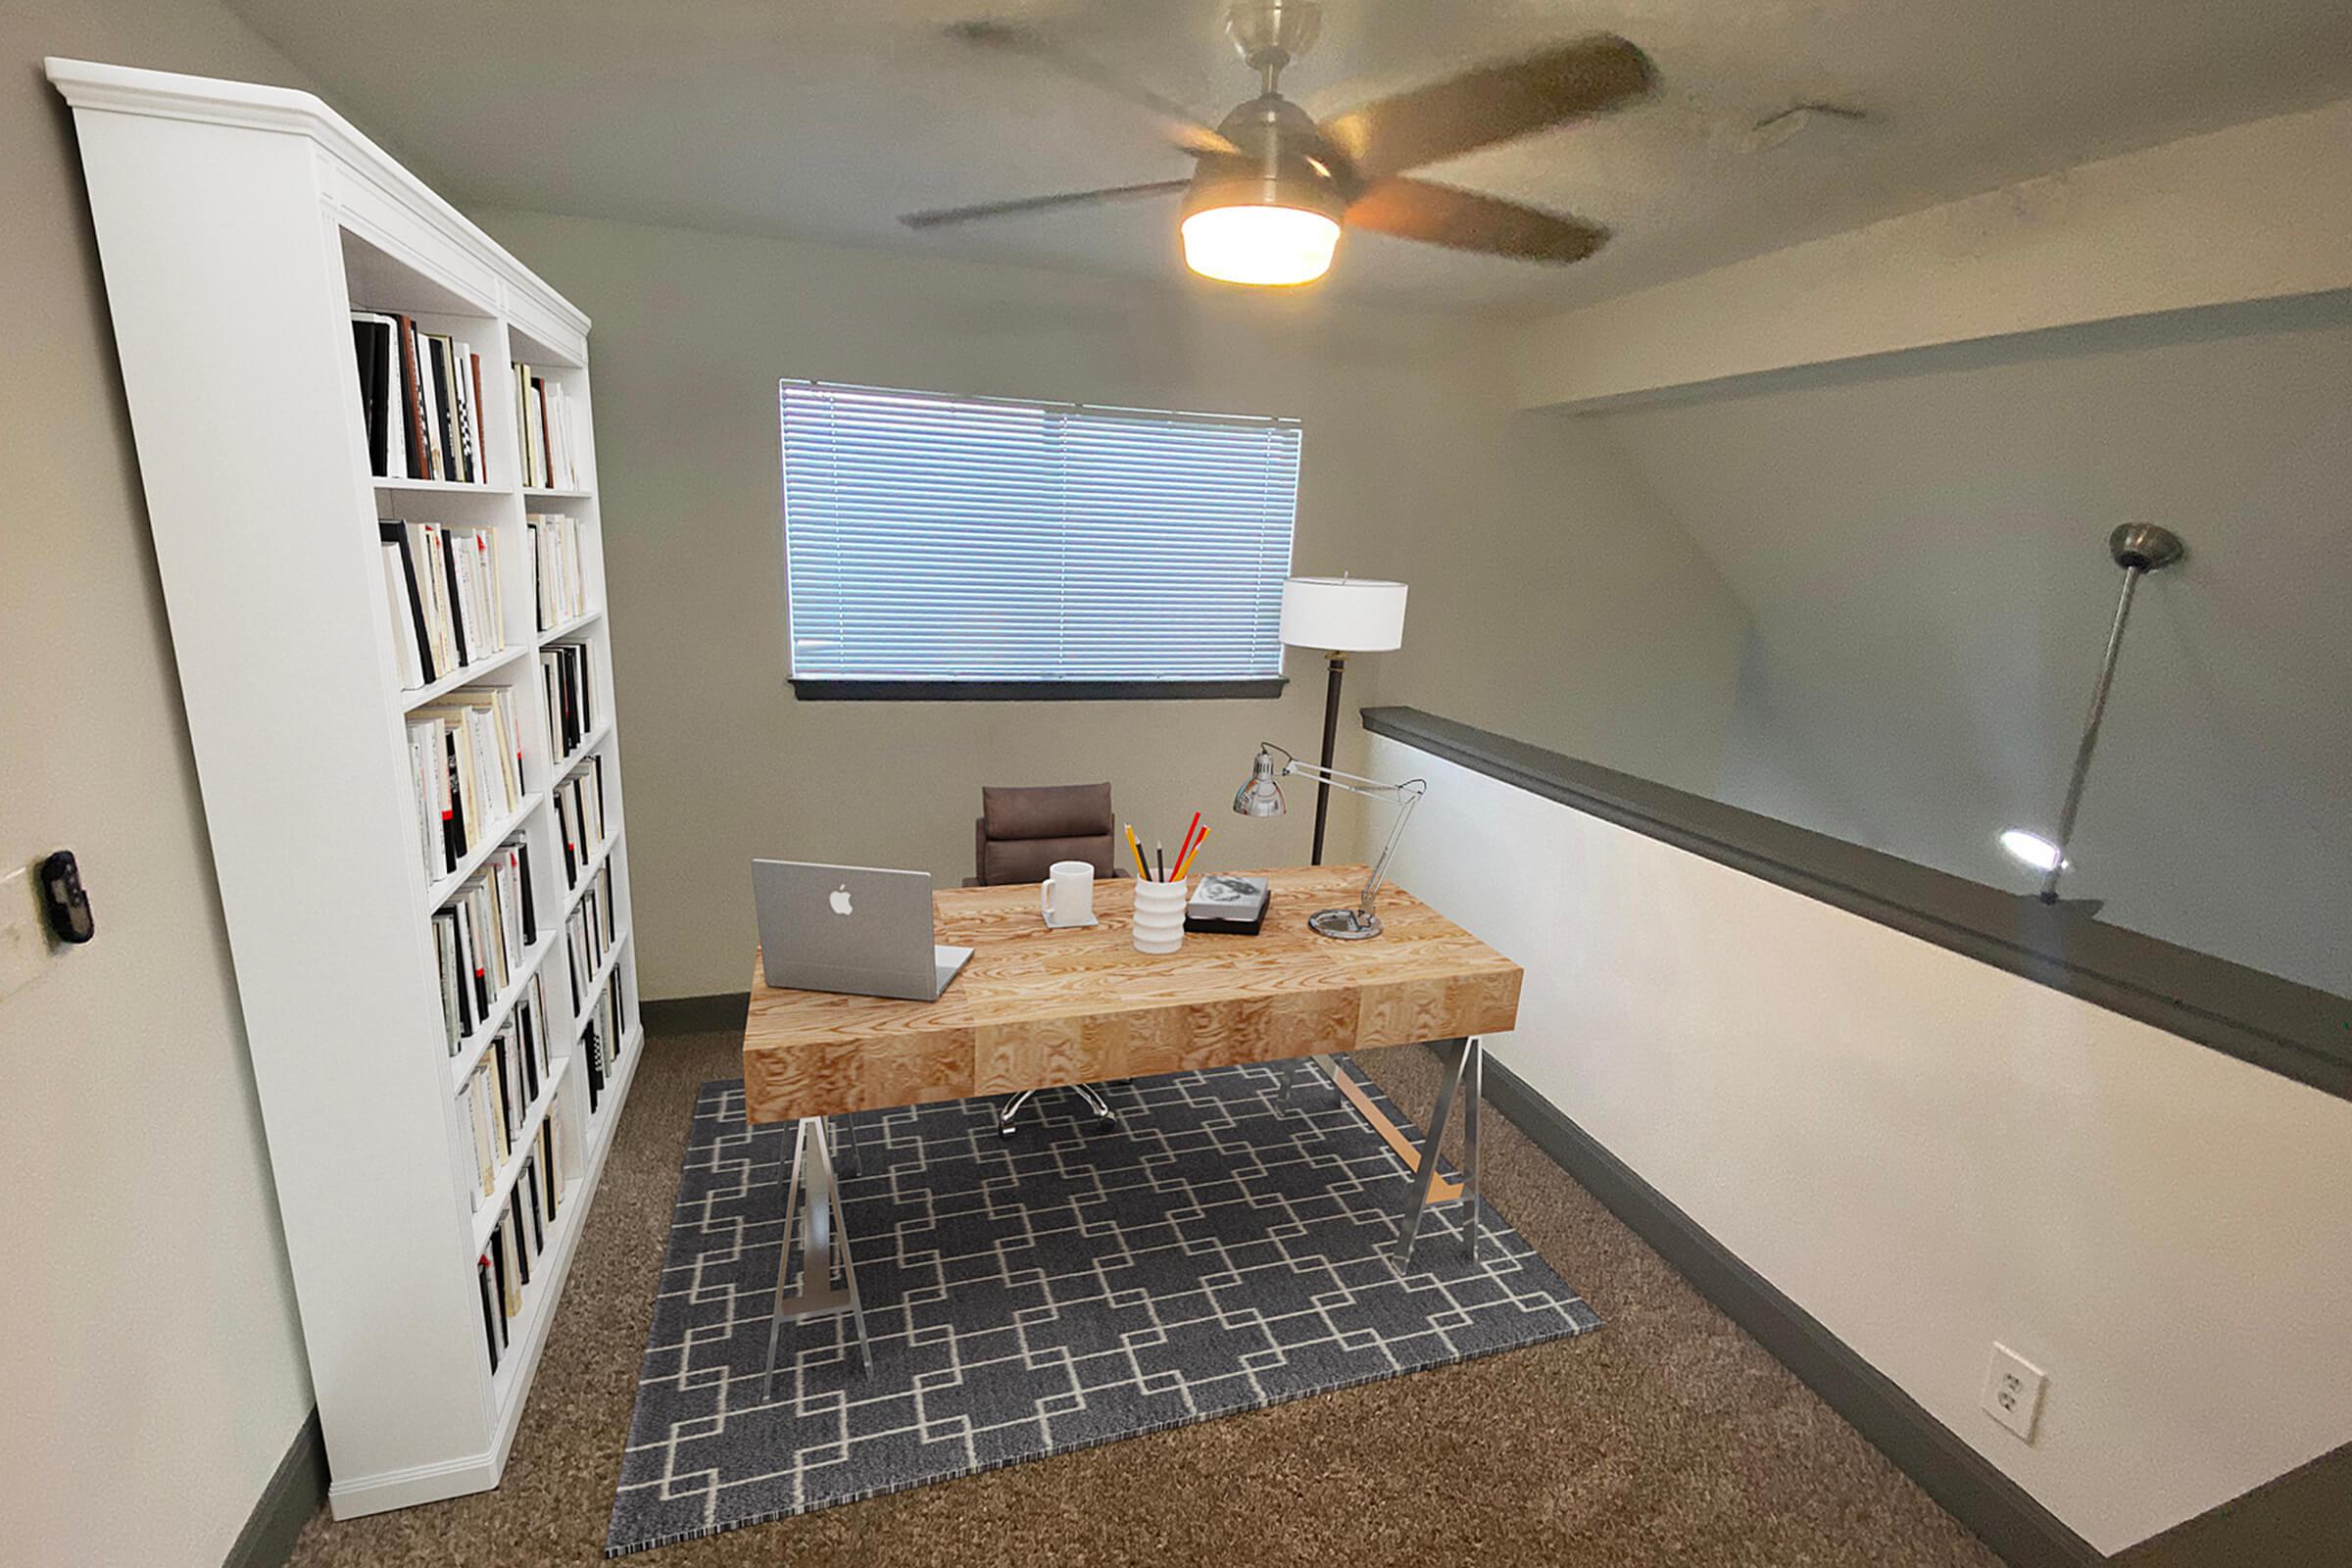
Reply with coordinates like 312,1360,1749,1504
763,1114,871,1396
1285,1036,1483,1268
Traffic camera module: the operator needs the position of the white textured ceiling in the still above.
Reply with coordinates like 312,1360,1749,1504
227,0,2352,315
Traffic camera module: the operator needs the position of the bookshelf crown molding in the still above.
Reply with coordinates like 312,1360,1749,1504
45,57,588,342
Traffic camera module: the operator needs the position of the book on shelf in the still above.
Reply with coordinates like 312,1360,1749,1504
431,845,538,1054
581,963,628,1115
555,758,608,887
513,362,584,490
526,512,589,631
379,519,506,690
565,863,616,1008
408,689,525,876
478,1255,503,1368
352,311,495,484
540,641,594,760
351,315,395,480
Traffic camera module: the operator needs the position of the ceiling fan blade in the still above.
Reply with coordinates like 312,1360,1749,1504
1345,178,1607,264
1319,34,1654,180
946,20,1239,159
901,178,1192,230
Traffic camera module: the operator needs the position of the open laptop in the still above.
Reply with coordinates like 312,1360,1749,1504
753,859,973,1001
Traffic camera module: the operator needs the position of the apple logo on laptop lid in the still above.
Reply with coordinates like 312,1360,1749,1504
829,884,854,916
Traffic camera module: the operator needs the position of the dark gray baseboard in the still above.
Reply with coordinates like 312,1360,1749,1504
2114,1441,2352,1566
642,991,751,1037
1466,1050,2101,1568
222,1408,325,1568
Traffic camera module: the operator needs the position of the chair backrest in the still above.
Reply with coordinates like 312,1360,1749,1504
971,782,1121,886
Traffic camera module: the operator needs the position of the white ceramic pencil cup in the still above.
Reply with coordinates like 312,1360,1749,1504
1131,879,1188,955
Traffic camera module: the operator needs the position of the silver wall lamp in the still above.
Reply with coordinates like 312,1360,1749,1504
1234,741,1426,939
2005,522,2186,906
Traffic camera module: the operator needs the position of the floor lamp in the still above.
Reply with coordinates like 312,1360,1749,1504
1280,575,1409,864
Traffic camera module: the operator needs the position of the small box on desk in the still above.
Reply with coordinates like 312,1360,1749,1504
1185,874,1270,936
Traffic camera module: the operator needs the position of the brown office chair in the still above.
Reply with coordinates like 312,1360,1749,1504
963,781,1132,888
966,782,1127,1136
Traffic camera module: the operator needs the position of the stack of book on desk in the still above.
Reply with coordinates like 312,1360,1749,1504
1186,874,1270,935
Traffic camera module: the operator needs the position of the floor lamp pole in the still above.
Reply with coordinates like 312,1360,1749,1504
1311,652,1345,864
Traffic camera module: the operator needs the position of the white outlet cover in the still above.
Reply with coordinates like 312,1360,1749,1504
1981,1343,2047,1443
0,865,49,1005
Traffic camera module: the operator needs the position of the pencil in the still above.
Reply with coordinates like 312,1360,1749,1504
1172,810,1202,876
1175,824,1211,879
1155,844,1166,882
1124,824,1149,880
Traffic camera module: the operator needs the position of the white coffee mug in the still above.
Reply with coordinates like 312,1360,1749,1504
1040,859,1097,928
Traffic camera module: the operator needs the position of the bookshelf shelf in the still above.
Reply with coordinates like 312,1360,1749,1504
537,606,606,645
401,644,533,711
572,930,633,1040
471,1055,571,1253
52,58,642,1520
560,829,622,915
447,931,559,1090
552,720,613,781
427,796,547,909
377,476,516,497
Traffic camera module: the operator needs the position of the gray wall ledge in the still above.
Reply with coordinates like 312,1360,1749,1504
1362,706,2352,1105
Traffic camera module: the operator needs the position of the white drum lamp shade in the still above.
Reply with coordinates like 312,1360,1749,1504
1276,575,1409,867
1281,576,1408,652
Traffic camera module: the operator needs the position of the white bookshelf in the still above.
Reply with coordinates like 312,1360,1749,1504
50,60,643,1516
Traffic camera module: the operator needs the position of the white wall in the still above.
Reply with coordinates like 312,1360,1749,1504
473,209,1750,1000
1366,730,2352,1554
1510,96,2352,412
1590,295,2352,998
0,4,326,1563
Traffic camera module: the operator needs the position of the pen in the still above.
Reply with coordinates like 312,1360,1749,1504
1155,844,1166,882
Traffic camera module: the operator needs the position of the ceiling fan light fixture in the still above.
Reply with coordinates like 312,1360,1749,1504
1181,201,1342,285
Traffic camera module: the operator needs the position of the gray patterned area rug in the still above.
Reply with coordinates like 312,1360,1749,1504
607,1058,1600,1555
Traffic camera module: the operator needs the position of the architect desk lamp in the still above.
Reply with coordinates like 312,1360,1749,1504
1280,575,1408,863
1234,741,1426,939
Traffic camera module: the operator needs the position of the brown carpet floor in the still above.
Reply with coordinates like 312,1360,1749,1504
286,1032,2005,1568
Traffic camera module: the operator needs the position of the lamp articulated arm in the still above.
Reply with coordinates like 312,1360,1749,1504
1244,742,1428,935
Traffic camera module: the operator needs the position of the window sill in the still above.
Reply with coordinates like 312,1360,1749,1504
789,678,1289,703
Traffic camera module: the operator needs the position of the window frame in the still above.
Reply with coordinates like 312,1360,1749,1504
779,379,1299,703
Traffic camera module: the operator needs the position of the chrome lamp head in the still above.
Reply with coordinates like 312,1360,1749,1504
1234,745,1288,816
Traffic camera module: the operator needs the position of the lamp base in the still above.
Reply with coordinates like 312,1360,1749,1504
1308,906,1381,940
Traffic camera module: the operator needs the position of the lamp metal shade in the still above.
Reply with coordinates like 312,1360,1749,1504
1281,576,1407,651
1233,748,1287,816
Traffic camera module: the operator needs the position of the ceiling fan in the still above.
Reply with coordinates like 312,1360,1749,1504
902,0,1656,286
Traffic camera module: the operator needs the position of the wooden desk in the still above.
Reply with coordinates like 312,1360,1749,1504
744,864,1519,1120
742,865,1521,1377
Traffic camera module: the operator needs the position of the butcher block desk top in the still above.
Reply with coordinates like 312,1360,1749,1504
742,865,1520,1125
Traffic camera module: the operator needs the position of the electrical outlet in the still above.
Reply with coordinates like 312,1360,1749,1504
0,865,50,1004
1981,1343,2047,1443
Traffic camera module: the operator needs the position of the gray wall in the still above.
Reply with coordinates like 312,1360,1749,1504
1372,407,1751,794
476,209,1752,1001
0,3,324,1562
1592,295,2352,996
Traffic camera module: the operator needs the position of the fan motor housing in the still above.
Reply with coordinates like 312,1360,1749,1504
1185,92,1350,222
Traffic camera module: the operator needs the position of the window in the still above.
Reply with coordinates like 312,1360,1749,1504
781,380,1299,698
